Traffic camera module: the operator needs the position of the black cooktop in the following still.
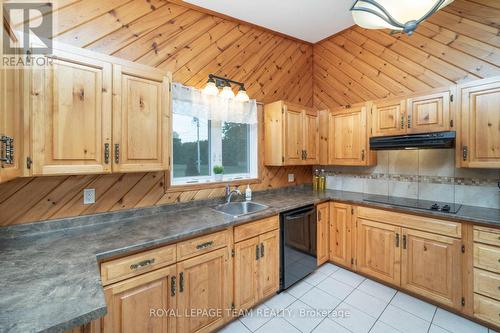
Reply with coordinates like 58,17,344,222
363,194,462,214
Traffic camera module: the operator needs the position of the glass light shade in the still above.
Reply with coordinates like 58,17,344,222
235,89,250,102
219,86,235,99
352,0,454,33
202,81,219,96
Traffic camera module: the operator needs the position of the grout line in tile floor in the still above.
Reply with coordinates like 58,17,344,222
367,287,398,333
427,307,438,333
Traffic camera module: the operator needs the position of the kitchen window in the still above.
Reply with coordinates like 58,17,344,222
171,83,258,186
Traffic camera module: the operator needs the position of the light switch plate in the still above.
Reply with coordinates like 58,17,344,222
83,188,95,205
288,174,295,182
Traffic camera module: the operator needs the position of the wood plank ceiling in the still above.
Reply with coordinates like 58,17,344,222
313,0,500,109
1,0,499,226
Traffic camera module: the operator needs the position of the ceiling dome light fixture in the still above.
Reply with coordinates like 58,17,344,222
202,74,250,101
350,0,454,36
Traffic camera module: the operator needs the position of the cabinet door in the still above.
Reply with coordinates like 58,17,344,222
31,50,112,175
0,43,23,183
102,265,176,333
357,218,401,285
303,110,319,164
284,105,304,164
459,78,500,168
401,229,462,309
407,90,451,134
176,248,231,333
329,105,369,165
112,64,170,172
258,229,280,299
234,236,259,311
318,110,329,165
329,202,353,268
371,98,406,137
317,202,329,266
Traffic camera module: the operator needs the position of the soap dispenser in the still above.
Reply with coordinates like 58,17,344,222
245,185,252,201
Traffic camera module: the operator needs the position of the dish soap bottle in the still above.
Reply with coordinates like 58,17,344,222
245,185,252,201
313,169,320,192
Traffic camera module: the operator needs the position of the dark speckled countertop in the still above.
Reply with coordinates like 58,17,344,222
0,187,498,333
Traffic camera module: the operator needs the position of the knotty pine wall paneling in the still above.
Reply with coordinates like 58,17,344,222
0,0,313,226
313,0,500,110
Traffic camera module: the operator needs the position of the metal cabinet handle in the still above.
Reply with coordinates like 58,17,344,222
407,115,411,129
104,143,110,164
171,276,176,296
256,244,260,260
402,235,407,249
304,150,308,160
130,258,155,270
114,144,120,163
260,243,265,258
179,272,184,293
400,115,405,129
361,149,365,161
196,241,214,250
395,233,400,247
462,146,468,161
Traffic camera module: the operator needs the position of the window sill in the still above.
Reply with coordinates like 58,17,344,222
167,177,261,192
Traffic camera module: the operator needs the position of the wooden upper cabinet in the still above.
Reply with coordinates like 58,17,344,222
30,49,113,176
407,89,452,134
102,265,177,333
317,202,329,266
112,64,171,172
329,104,375,166
264,101,318,166
318,110,329,165
401,228,462,309
176,248,231,333
357,218,401,286
329,202,353,268
457,77,500,168
0,40,24,183
371,98,406,137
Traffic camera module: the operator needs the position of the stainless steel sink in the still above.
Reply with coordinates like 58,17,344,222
212,201,269,217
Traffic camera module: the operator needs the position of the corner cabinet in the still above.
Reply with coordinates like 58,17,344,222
25,43,171,176
264,101,319,166
457,77,500,168
328,104,376,166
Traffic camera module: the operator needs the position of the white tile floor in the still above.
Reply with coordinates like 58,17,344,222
218,263,497,333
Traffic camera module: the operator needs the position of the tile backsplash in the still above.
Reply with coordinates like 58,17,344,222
319,149,500,209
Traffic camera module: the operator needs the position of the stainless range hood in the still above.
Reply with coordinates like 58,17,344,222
369,131,456,150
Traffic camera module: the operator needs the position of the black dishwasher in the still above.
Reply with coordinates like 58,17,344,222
279,205,317,291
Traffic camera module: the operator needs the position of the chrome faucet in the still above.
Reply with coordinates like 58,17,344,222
226,185,242,203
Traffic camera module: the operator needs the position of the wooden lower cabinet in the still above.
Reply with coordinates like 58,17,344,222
401,228,462,308
356,218,401,286
176,248,231,333
102,265,177,333
329,202,353,268
234,230,280,311
317,202,329,266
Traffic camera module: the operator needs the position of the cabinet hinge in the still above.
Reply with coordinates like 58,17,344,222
450,94,454,102
168,156,171,167
351,208,354,215
231,249,235,257
282,156,284,163
351,258,354,265
450,119,454,128
169,82,172,92
461,244,465,253
461,297,465,307
231,302,235,310
26,156,32,169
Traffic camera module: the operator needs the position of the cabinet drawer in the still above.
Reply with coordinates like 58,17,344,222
234,216,279,243
474,243,500,273
474,268,500,301
177,229,229,261
101,244,176,286
357,206,461,238
474,293,500,327
474,226,500,247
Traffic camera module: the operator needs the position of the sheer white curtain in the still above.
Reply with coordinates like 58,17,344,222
172,82,258,124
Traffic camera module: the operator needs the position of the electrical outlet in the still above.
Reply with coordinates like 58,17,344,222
288,174,295,183
83,188,95,205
